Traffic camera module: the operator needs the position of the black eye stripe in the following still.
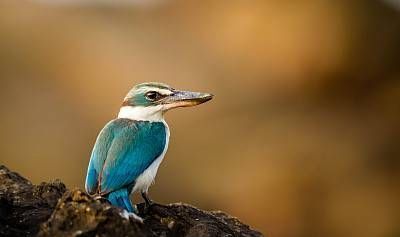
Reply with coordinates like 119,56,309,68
145,91,166,101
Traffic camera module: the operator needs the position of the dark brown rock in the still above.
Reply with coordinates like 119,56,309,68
0,165,66,237
38,189,151,237
141,203,262,237
0,166,263,237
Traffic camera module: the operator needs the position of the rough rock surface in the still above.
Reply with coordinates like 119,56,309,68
0,166,66,237
0,165,263,237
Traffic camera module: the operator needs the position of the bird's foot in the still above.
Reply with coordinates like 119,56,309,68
93,195,109,204
145,199,153,208
141,192,154,211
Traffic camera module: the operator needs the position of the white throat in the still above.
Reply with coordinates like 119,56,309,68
118,105,165,122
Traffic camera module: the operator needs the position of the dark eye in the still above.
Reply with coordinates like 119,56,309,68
145,91,161,101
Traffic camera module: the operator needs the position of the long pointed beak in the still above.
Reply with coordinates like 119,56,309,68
163,90,213,110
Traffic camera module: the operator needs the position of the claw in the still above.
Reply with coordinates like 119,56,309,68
141,192,153,209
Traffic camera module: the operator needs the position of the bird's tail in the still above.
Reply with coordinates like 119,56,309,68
107,188,136,213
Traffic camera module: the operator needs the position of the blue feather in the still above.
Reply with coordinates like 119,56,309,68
85,118,167,196
85,120,115,194
107,188,136,213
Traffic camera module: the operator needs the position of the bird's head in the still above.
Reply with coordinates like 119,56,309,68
118,82,213,121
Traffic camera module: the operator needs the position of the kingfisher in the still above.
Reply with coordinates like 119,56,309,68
85,82,213,218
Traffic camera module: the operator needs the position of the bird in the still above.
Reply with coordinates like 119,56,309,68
85,82,213,218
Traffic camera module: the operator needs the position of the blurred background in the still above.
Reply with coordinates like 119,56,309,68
1,0,400,236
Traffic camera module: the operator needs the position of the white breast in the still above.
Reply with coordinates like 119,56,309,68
132,121,170,193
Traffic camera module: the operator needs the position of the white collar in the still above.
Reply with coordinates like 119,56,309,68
118,106,165,122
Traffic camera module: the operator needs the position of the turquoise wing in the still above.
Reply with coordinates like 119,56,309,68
85,120,115,195
85,119,167,195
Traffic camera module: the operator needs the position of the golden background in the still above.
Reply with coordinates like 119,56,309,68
1,1,400,236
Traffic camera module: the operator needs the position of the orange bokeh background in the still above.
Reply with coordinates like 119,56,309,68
1,1,400,236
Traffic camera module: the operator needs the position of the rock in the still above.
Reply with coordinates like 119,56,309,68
38,189,151,237
0,165,66,237
0,166,263,237
140,203,262,237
